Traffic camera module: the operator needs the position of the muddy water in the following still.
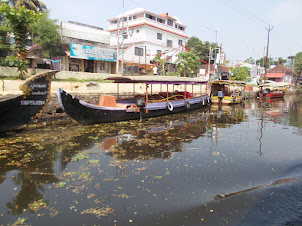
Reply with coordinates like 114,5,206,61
0,94,301,225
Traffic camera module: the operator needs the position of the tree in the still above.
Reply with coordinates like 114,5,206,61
30,12,61,58
256,56,286,68
230,66,250,81
186,36,216,64
0,4,37,78
295,52,302,75
175,51,200,77
0,12,11,59
274,57,287,65
150,54,166,75
6,0,46,12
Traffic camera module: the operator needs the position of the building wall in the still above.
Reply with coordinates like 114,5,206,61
61,21,110,44
109,9,188,67
61,21,116,74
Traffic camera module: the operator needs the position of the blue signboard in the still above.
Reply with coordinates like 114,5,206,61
69,43,117,62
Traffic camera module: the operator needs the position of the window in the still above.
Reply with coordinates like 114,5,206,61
157,50,162,55
129,16,132,20
123,34,128,39
136,13,144,19
135,47,144,56
178,26,184,31
136,30,140,33
175,24,178,28
133,15,137,19
167,19,173,26
178,40,183,46
146,13,156,20
110,20,118,25
157,18,165,24
157,33,162,40
167,39,172,47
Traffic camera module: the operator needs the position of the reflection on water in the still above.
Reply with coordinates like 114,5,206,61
0,94,301,225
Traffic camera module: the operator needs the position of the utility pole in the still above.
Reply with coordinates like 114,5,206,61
264,25,273,82
121,0,125,75
116,19,120,74
207,46,212,82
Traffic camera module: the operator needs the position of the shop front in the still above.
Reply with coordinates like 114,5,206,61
67,43,117,74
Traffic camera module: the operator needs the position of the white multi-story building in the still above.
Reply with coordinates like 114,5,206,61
108,8,189,74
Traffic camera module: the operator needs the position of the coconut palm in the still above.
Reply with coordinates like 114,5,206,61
6,0,47,12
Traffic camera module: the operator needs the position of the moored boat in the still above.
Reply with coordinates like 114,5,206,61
57,75,210,124
0,71,56,133
258,82,287,99
209,80,246,105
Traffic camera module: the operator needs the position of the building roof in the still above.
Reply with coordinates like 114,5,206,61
108,8,186,27
267,64,295,74
265,73,285,78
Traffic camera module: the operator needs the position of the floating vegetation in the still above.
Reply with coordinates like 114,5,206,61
13,217,27,225
87,159,99,165
55,181,67,188
112,193,135,199
81,206,114,219
71,153,89,162
28,200,47,212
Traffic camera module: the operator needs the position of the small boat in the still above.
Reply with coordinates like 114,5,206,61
0,71,56,133
209,80,246,104
57,75,210,124
258,82,287,99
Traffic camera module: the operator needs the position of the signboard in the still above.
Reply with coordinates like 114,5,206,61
69,43,116,62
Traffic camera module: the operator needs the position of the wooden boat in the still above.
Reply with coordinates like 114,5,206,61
209,80,246,105
258,82,287,99
0,71,56,133
57,75,210,124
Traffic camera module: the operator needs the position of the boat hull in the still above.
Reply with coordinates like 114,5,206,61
259,92,285,98
0,71,55,133
57,88,210,124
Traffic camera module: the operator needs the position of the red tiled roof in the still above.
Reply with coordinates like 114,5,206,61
265,73,285,78
268,65,294,74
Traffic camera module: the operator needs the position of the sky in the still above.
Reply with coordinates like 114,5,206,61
42,0,302,64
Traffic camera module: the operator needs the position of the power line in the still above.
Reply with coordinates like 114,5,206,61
216,0,270,26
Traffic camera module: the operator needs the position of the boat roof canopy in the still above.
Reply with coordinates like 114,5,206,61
259,82,290,88
106,75,208,85
209,80,246,86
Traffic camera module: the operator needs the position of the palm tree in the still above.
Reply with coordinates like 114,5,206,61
6,0,47,12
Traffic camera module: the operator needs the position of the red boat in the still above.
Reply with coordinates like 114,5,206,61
258,82,288,99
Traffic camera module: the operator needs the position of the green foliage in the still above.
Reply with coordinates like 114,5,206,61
0,4,37,78
30,12,61,58
6,0,47,12
1,55,29,79
295,52,302,75
230,66,250,81
256,56,286,67
175,51,200,77
0,18,11,58
0,4,37,56
150,54,166,75
186,36,216,63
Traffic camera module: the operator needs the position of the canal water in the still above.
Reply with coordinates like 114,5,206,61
0,94,301,225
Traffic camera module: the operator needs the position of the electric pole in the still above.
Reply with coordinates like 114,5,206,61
264,25,273,82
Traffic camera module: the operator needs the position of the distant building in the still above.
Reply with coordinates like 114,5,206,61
61,21,117,74
107,8,188,74
198,64,230,81
265,64,295,85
